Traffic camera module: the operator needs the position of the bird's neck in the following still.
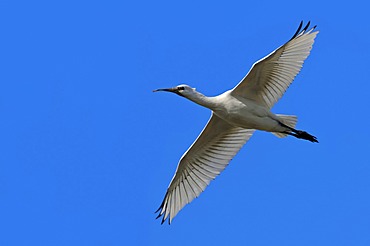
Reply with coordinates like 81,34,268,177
185,91,218,110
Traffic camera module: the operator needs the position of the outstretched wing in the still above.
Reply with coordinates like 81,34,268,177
231,21,318,108
156,113,255,224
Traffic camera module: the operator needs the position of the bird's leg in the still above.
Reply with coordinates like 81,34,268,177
280,122,319,143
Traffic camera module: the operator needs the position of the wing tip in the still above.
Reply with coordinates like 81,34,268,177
155,208,171,225
154,191,172,225
155,191,171,225
289,21,317,41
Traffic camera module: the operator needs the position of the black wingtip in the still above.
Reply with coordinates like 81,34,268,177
156,209,168,225
155,192,171,225
155,212,162,220
155,201,164,214
155,206,161,214
290,21,303,41
156,210,170,225
289,21,316,41
161,216,166,225
302,21,311,32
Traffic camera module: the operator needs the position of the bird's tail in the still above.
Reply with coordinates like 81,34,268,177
272,114,298,138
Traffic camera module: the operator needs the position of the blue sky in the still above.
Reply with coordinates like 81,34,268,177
1,0,370,245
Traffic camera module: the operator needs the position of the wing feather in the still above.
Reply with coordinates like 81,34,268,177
231,21,318,108
156,114,254,224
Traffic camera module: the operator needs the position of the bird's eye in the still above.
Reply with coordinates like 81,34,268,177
177,86,185,91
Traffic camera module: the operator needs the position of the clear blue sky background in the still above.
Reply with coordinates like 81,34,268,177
1,1,370,245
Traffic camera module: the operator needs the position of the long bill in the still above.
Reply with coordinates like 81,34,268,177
153,88,177,93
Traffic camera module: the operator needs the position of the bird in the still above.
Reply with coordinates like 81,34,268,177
154,21,319,224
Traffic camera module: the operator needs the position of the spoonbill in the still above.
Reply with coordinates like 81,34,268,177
154,21,319,224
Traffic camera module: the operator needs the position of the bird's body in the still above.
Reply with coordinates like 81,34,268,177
216,92,284,131
154,22,319,224
186,90,285,132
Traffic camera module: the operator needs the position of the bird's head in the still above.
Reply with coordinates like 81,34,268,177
153,84,196,98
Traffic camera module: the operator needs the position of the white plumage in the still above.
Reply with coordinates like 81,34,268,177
154,21,319,224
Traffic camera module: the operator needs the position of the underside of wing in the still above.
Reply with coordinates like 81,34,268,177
231,21,319,108
156,113,255,224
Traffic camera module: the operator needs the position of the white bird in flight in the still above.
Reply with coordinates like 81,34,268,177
154,21,319,224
